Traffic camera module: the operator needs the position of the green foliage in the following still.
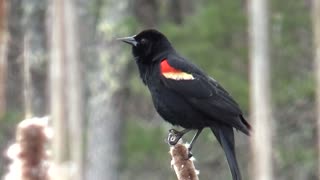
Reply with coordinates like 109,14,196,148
273,73,314,105
271,0,314,105
122,120,168,168
0,111,23,171
0,111,23,127
278,145,316,171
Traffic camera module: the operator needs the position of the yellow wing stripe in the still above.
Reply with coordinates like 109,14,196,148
163,72,195,80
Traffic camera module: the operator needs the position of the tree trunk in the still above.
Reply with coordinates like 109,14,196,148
168,0,193,24
23,0,48,116
50,0,68,179
132,0,159,28
6,0,24,112
312,0,320,178
50,0,85,179
64,0,84,179
84,1,126,180
248,0,273,180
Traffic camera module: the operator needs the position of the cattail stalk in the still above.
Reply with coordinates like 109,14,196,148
169,142,199,180
5,117,52,180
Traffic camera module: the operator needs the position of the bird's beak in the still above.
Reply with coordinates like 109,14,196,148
117,36,137,47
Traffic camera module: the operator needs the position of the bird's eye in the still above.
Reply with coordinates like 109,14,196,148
141,38,148,45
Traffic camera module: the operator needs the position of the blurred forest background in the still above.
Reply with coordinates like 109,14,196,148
0,0,317,179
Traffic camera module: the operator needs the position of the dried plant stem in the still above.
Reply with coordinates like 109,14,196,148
169,143,199,180
5,117,51,180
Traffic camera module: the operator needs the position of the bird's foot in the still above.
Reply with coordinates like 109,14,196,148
167,129,194,159
168,129,184,145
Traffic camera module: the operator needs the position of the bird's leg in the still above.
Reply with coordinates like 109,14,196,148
168,128,190,145
187,128,203,158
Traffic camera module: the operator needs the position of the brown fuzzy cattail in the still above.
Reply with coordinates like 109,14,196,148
169,143,199,180
5,117,52,180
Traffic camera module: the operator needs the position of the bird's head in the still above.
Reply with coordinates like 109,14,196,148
118,29,173,63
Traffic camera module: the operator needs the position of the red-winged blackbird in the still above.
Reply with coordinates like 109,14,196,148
119,29,251,180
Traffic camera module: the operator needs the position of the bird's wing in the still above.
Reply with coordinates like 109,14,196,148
159,55,247,131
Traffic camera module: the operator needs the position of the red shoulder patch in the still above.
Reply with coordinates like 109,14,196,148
160,59,194,80
160,59,181,73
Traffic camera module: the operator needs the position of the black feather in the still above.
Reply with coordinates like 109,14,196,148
210,125,241,180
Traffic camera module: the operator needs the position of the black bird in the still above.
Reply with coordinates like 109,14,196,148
119,29,251,180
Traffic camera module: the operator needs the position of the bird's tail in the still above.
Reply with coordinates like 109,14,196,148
210,125,241,180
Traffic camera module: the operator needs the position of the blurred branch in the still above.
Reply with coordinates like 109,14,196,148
0,0,7,118
92,0,105,29
248,0,273,179
312,0,320,178
23,35,32,118
169,143,199,180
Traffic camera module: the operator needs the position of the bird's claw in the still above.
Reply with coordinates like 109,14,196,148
169,129,180,134
168,129,194,159
168,129,183,145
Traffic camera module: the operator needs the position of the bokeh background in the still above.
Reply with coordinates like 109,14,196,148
0,0,317,179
